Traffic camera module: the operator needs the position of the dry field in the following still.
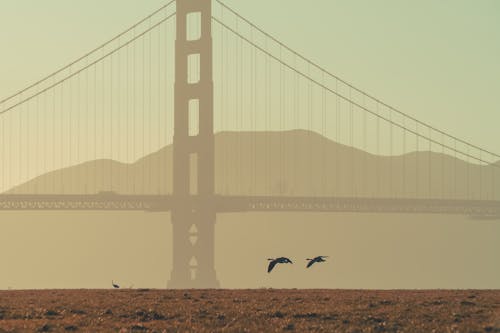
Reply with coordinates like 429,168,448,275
0,289,499,332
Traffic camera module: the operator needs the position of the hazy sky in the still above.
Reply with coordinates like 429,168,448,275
1,0,499,153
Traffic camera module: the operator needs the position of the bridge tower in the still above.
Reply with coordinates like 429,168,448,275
168,0,219,288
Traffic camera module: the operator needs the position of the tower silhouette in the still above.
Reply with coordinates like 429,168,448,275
168,0,219,288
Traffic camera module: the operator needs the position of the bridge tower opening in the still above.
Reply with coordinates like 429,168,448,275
168,0,219,288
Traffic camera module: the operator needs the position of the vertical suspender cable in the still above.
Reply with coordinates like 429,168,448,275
110,41,115,192
279,44,283,195
428,127,431,198
222,21,228,192
223,17,228,194
16,95,21,194
218,13,222,193
53,77,57,193
84,60,88,194
25,96,29,193
102,49,106,191
336,79,340,197
157,23,161,194
293,54,298,195
240,21,244,194
69,66,73,193
250,26,255,195
76,68,80,193
402,118,406,199
416,121,419,198
322,72,327,196
255,26,258,195
442,133,445,199
118,37,122,193
492,153,496,201
349,88,353,197
253,27,257,195
36,86,39,194
363,95,367,197
235,17,240,195
479,150,482,200
61,72,64,192
376,102,380,197
265,37,268,195
467,146,470,200
308,63,312,196
454,139,457,199
76,67,80,193
142,34,146,194
149,20,153,193
94,59,97,193
167,15,171,194
42,90,46,192
389,108,393,197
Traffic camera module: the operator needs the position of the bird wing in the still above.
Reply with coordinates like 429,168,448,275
267,260,277,273
306,260,315,268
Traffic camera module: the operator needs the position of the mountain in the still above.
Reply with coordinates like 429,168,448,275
6,130,500,200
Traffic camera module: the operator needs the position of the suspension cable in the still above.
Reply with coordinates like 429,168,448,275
1,13,176,117
212,17,499,168
0,0,176,106
213,0,500,160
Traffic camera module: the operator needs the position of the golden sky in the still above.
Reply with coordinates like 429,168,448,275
1,0,499,153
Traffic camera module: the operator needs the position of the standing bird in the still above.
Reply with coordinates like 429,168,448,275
267,257,293,273
112,280,120,289
306,256,328,268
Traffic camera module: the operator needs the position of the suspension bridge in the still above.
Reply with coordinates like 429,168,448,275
1,0,499,288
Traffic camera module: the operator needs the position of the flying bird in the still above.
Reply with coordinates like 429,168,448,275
267,257,293,273
306,256,328,268
112,280,120,289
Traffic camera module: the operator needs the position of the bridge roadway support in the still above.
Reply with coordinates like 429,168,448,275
168,0,219,288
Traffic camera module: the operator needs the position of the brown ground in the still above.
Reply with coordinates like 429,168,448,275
0,290,498,333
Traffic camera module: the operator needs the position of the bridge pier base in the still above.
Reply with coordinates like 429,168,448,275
168,200,219,288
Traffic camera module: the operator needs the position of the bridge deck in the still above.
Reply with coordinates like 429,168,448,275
0,194,498,217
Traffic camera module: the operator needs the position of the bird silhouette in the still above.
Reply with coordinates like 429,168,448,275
267,257,293,273
112,280,120,289
306,256,328,268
